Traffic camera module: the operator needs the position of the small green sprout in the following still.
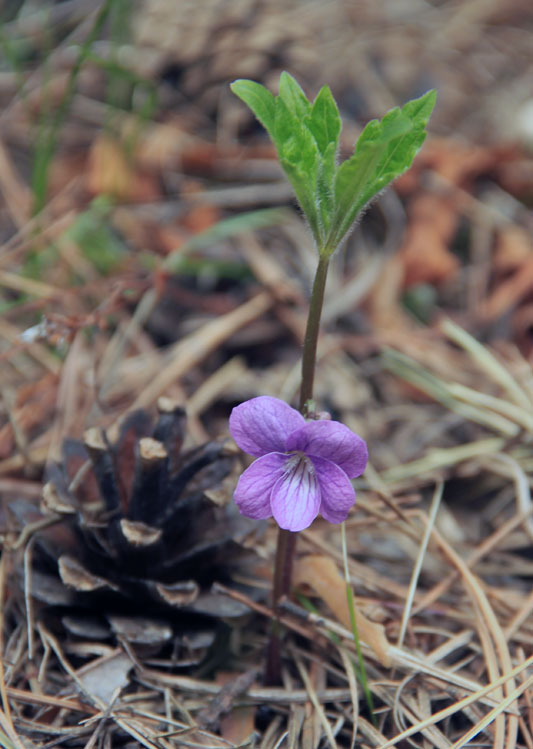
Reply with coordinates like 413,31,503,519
231,73,435,256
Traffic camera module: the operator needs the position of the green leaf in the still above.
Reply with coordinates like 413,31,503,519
274,96,321,241
231,74,435,256
231,76,323,243
306,85,341,155
306,87,341,233
316,141,337,233
230,79,276,134
326,89,436,250
278,71,311,119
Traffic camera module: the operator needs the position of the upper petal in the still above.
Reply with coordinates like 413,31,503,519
270,456,321,532
312,456,356,524
233,452,288,519
229,396,305,457
285,420,368,478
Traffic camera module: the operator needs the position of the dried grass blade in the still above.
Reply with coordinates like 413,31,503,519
430,527,519,749
45,331,89,464
381,437,505,485
395,694,452,749
504,587,533,641
441,319,531,410
386,647,516,711
187,356,248,416
447,382,533,431
5,687,95,714
125,291,272,413
383,349,519,436
140,667,353,704
413,509,530,616
397,481,443,649
0,557,27,749
357,716,389,745
335,645,359,749
23,538,35,660
293,653,338,749
380,657,532,747
112,717,164,749
97,288,158,399
450,673,533,749
0,269,61,299
480,453,533,542
287,705,305,749
472,597,505,748
0,718,18,749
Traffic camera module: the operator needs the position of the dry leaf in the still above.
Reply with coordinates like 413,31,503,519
86,134,160,202
220,706,256,745
135,120,192,170
198,669,258,736
293,554,391,667
397,138,499,192
399,194,459,288
86,135,134,199
0,374,58,459
77,651,132,706
480,256,533,323
367,254,409,331
181,201,220,234
493,225,532,273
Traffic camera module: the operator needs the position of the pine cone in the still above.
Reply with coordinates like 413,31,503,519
25,399,257,654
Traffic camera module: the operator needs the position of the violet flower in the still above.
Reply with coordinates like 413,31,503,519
229,396,368,532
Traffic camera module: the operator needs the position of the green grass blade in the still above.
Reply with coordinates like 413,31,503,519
341,521,376,726
31,0,116,213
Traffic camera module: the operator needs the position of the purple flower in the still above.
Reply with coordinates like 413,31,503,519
229,396,368,532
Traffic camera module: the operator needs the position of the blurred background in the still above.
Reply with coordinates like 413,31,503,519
1,0,532,458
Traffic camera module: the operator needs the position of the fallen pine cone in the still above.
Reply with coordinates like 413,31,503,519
15,398,259,659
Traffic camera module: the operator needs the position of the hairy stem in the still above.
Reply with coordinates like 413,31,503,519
299,254,330,413
265,253,330,685
264,528,296,685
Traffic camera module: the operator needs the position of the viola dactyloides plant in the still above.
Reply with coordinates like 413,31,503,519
230,73,435,686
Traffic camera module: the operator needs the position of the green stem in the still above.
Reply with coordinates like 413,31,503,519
299,254,330,413
265,252,330,685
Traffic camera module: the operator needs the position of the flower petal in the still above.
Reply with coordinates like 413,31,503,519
270,456,321,531
285,420,368,478
312,456,356,524
233,452,287,519
229,396,305,457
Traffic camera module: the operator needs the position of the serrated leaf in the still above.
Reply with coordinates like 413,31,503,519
231,75,435,255
306,85,341,155
316,141,337,233
278,71,311,119
274,96,321,241
326,89,436,250
230,79,276,134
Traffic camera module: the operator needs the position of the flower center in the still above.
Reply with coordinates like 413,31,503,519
284,451,314,477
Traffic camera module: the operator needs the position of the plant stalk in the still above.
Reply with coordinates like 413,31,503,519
265,252,330,685
299,254,330,413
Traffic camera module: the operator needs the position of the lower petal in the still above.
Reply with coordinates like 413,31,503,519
233,452,287,519
312,456,356,524
270,456,321,532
